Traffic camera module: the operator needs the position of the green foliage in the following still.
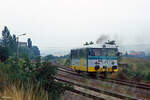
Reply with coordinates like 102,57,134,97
2,26,12,47
0,57,71,100
117,62,150,81
1,26,40,59
31,46,40,57
0,46,9,62
43,54,59,62
1,26,17,56
118,55,122,63
64,56,70,66
18,46,40,59
0,26,70,99
18,46,34,58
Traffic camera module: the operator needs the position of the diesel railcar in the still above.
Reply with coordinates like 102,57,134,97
70,41,119,73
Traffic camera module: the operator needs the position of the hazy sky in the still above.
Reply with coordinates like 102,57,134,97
0,0,150,55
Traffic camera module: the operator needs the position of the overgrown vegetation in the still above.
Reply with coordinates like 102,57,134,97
43,54,70,66
1,82,49,100
0,57,71,100
1,26,40,59
0,26,72,100
112,58,150,82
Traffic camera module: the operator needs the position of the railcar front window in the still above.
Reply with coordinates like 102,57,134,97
102,48,108,56
108,49,115,56
89,48,117,57
89,48,102,56
89,49,95,56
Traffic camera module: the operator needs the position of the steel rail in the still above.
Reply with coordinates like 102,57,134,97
58,66,150,90
55,76,137,100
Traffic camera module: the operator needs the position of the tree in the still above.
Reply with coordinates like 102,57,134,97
31,46,40,57
2,26,12,47
1,26,40,59
1,26,17,56
10,34,17,55
27,38,32,48
0,46,9,62
18,46,34,58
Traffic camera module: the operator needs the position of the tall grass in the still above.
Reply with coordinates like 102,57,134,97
1,83,49,100
0,70,49,100
112,58,150,81
0,58,69,100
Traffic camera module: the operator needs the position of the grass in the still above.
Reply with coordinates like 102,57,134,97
0,58,71,100
111,57,150,82
0,70,49,100
1,83,49,100
120,57,150,65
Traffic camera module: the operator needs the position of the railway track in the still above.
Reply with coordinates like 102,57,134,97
58,66,150,90
57,66,150,100
56,74,137,100
56,77,121,100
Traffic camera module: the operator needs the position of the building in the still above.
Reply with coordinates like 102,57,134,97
128,51,146,57
18,42,27,47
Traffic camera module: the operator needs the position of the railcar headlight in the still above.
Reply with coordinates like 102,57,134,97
112,66,117,70
95,65,100,71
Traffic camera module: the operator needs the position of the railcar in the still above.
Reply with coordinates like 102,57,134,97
70,41,119,73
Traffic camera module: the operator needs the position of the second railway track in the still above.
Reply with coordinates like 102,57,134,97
58,66,150,90
57,66,150,100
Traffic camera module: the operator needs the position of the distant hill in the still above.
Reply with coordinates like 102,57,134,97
40,48,70,56
41,44,150,56
119,44,150,54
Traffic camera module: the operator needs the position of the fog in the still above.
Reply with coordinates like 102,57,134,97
0,0,150,55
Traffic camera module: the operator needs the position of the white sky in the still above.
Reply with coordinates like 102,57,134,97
0,0,150,55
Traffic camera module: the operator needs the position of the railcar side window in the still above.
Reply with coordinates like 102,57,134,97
72,50,78,59
72,49,86,59
80,49,86,58
77,50,80,58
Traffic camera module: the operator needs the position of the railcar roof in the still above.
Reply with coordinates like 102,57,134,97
71,44,117,50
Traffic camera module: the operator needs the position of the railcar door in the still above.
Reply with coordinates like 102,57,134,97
79,48,87,71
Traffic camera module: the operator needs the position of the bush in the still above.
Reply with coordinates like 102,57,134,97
117,62,150,82
0,46,9,62
0,57,71,100
146,72,150,81
1,82,49,100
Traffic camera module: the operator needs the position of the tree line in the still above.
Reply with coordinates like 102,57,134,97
0,26,71,100
0,26,40,61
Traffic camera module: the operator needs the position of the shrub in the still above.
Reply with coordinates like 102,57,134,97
1,82,49,100
0,46,9,62
117,60,150,82
146,72,150,81
0,57,71,100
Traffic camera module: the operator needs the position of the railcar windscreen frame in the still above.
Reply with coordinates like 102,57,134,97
88,48,118,57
